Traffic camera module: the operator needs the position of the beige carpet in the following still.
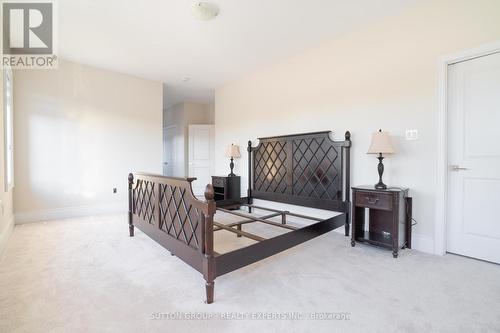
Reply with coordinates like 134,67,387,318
1,213,499,333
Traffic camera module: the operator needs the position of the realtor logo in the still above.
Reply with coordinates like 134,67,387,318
2,1,57,69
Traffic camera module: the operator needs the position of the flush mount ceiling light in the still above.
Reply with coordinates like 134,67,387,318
192,2,219,21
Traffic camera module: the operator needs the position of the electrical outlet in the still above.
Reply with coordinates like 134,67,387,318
405,129,418,140
113,188,117,194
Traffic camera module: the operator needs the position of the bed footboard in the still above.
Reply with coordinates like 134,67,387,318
128,173,217,303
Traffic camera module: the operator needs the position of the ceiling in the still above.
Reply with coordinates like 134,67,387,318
58,0,418,108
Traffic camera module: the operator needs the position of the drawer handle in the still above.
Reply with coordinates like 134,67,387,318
365,197,379,204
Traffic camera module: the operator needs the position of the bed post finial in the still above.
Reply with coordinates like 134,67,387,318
345,131,351,141
204,184,215,202
128,173,134,237
247,140,252,151
204,183,216,217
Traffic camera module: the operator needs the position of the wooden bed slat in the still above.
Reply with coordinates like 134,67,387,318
220,212,282,228
213,222,266,241
217,208,298,231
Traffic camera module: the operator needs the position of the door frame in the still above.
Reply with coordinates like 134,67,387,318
435,40,500,255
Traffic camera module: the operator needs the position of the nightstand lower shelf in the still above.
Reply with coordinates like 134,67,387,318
354,231,393,249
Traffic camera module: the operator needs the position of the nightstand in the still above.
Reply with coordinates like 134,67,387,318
211,176,241,202
351,186,412,258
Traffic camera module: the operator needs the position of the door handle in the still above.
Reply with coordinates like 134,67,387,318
450,165,470,171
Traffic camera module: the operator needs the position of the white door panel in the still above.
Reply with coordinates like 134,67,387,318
464,65,500,157
163,125,184,177
447,52,500,264
163,126,176,176
188,125,214,196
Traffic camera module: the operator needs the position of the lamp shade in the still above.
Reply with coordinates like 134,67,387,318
225,144,241,158
367,130,395,154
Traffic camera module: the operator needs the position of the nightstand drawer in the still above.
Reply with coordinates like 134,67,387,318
212,177,226,187
355,191,393,211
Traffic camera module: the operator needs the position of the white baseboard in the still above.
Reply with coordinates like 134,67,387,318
15,203,126,224
411,232,435,254
0,216,15,259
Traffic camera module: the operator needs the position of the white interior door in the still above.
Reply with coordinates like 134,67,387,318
188,125,214,196
163,125,178,176
447,51,500,264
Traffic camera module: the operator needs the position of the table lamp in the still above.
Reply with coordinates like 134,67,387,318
225,144,241,177
367,129,395,189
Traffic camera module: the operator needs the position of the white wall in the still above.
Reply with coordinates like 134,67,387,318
0,69,15,256
214,0,500,254
14,59,163,223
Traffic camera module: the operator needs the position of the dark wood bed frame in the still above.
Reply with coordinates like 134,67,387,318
128,131,351,303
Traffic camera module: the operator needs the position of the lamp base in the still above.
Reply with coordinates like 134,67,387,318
374,153,387,190
228,158,235,177
374,182,387,190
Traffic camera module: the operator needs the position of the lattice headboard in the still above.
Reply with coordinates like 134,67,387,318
247,131,351,212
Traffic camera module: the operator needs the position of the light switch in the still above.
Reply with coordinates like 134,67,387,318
405,129,418,140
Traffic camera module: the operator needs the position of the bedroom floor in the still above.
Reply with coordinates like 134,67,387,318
1,213,499,333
